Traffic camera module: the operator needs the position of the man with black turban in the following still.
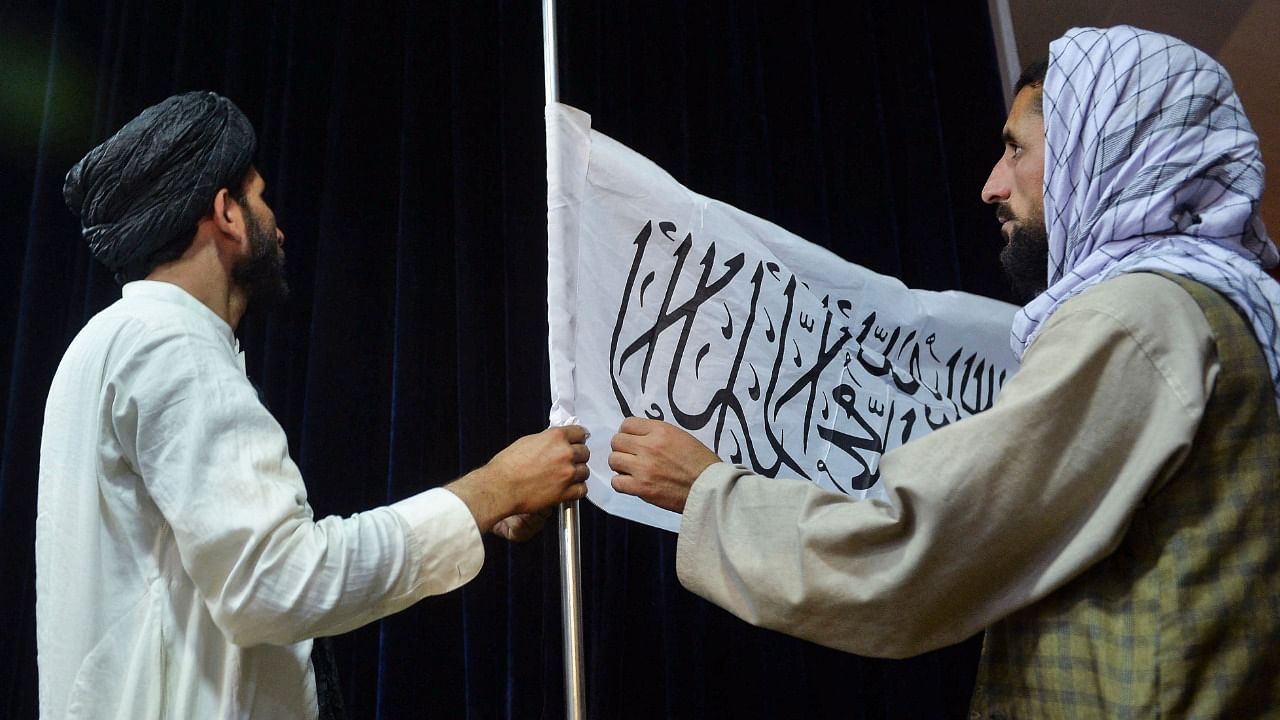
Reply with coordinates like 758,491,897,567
609,26,1280,716
38,91,591,719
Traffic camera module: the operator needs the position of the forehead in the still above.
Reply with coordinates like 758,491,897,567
1005,86,1045,141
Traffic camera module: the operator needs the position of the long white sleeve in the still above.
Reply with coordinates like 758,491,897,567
113,317,481,645
37,281,483,719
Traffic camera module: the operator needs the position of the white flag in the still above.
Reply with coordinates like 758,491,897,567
547,103,1020,532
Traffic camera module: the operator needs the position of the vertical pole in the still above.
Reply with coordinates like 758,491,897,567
544,2,585,719
986,0,1021,110
544,0,560,105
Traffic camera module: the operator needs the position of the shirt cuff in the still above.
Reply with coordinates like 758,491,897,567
391,487,485,596
676,462,741,584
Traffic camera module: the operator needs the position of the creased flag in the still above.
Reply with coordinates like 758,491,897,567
547,103,1020,532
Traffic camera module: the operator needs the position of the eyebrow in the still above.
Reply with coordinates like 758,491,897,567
1002,128,1018,145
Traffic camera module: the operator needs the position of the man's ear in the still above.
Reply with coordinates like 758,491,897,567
209,188,251,264
211,188,242,237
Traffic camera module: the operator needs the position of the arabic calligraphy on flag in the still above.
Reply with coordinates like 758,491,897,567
546,103,1020,531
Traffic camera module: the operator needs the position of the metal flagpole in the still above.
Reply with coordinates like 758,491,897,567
544,1,586,719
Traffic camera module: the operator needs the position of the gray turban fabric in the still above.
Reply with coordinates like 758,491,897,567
63,91,256,274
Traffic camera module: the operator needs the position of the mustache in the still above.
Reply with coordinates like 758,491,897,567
995,203,1016,225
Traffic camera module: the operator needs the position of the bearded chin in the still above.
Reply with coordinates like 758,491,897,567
232,216,289,310
999,221,1050,305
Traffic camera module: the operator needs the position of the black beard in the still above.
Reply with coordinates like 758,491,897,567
999,221,1050,305
232,211,289,310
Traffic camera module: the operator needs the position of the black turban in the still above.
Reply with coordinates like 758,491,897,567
63,91,256,275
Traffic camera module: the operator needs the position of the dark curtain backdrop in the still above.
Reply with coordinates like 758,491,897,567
0,1,1011,717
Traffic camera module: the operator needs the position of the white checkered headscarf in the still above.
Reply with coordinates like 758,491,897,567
1011,26,1280,403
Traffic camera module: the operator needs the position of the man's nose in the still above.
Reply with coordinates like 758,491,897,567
981,162,1010,205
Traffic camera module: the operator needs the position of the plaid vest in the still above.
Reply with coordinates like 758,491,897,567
972,274,1280,719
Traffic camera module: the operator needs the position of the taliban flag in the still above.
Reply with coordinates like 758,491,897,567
546,103,1019,532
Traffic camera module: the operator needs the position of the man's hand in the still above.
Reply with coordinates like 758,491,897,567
608,417,720,513
491,510,552,542
447,425,590,536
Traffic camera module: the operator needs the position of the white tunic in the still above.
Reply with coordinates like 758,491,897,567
36,281,484,719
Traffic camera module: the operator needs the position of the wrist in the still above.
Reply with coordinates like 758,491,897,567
445,465,510,534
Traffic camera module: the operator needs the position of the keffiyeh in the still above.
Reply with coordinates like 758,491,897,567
1011,25,1280,405
63,91,256,278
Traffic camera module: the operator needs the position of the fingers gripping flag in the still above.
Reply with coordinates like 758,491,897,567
547,103,1020,531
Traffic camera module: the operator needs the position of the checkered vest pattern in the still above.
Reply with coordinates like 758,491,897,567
973,274,1280,719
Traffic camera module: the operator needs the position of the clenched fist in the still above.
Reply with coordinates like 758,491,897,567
608,417,720,513
447,425,590,536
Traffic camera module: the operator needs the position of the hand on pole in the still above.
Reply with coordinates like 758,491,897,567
447,425,590,535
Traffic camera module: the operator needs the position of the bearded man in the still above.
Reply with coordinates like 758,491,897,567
37,92,590,719
610,26,1280,717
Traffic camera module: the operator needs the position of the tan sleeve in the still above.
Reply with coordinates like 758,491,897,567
674,273,1217,658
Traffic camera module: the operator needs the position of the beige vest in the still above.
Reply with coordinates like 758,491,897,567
973,274,1280,718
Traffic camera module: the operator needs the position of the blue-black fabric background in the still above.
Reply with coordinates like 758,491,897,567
0,1,1012,717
